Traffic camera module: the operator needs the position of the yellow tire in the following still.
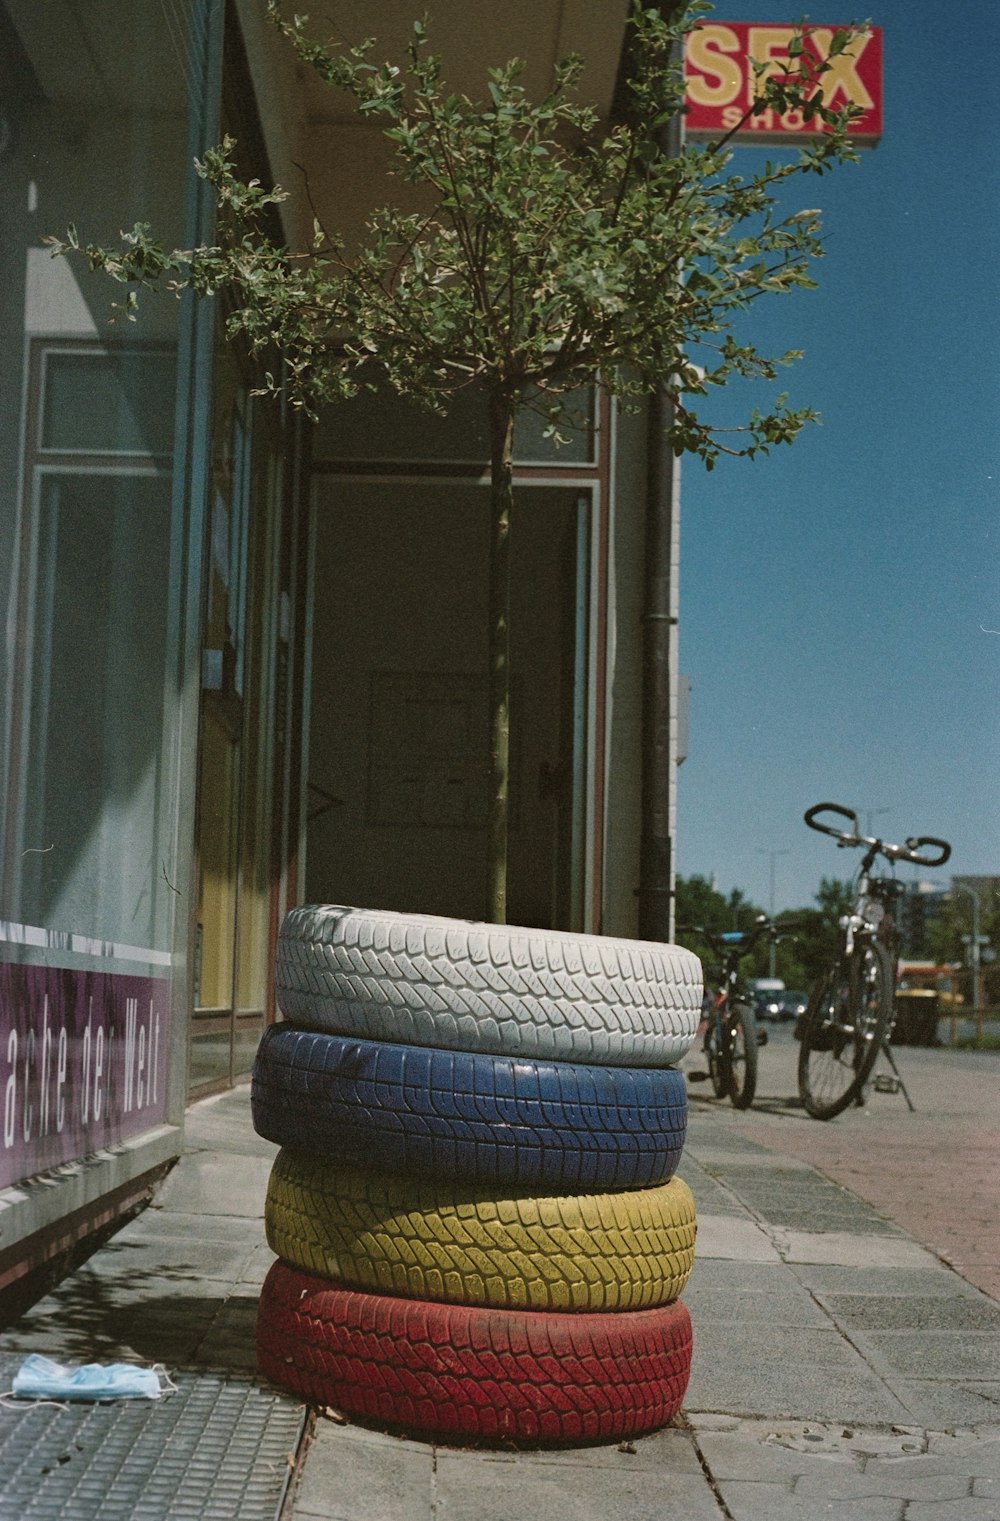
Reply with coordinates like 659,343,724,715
265,1149,696,1312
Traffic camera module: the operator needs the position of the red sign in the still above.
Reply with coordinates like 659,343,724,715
684,23,883,145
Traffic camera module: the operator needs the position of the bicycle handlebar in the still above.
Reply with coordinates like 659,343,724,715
803,803,951,868
678,916,801,958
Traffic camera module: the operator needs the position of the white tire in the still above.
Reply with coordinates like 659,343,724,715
275,904,702,1066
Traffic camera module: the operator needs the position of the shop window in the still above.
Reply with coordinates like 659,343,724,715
4,341,177,952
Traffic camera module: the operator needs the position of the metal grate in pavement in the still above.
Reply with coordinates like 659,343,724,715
0,1354,307,1521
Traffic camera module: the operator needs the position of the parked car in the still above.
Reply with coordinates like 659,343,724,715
774,989,808,1023
753,989,785,1022
754,988,807,1023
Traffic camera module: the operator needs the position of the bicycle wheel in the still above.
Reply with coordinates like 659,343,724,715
727,1001,758,1110
798,941,892,1120
705,1015,729,1098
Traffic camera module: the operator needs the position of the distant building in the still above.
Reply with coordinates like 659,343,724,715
898,880,948,958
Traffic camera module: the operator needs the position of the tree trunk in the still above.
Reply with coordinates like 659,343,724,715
486,390,515,924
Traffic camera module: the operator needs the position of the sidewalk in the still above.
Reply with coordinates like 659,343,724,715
1,1084,999,1520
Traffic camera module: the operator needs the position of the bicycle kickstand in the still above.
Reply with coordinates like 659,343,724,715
872,1039,916,1112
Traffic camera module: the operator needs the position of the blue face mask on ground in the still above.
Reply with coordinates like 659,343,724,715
11,1354,164,1401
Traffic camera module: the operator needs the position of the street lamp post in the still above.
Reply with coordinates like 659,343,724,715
757,847,790,977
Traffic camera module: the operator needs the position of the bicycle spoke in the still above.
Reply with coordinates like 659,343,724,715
798,944,891,1120
727,1002,758,1109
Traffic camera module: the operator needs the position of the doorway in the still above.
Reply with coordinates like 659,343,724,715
306,481,591,929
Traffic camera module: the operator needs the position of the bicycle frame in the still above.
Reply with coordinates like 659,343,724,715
798,803,950,1119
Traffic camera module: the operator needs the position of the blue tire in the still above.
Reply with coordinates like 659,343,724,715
252,1026,687,1191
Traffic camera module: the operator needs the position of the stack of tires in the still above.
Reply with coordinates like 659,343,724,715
252,905,703,1445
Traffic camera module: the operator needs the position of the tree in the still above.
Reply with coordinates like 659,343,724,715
50,2,863,922
676,872,855,990
674,874,762,980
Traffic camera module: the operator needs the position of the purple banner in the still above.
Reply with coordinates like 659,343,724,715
0,960,171,1191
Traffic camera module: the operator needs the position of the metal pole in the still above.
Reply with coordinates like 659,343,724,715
635,17,684,946
757,847,789,976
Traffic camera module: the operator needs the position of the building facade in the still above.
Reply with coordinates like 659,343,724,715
0,0,681,1288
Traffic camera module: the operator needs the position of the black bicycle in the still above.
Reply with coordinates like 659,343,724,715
684,916,796,1110
797,803,951,1120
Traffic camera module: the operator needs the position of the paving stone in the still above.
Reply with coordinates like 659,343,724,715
88,1236,259,1283
905,1501,1000,1520
794,1466,970,1501
504,1426,703,1473
854,1331,1000,1382
687,1323,911,1425
154,1153,274,1217
824,1296,1000,1332
888,1384,1000,1429
693,1215,781,1262
776,1231,941,1270
294,1424,433,1521
120,1210,264,1245
793,1266,969,1298
717,1479,904,1520
686,1259,810,1294
915,1430,1000,1469
925,1427,1000,1457
683,1282,830,1327
433,1447,724,1521
695,1429,860,1480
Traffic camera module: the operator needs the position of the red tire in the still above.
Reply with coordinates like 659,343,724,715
257,1260,692,1444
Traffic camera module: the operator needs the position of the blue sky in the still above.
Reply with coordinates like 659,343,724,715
675,0,1000,911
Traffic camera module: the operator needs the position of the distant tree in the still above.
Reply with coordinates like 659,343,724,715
751,877,853,988
924,886,1000,1007
49,2,863,922
677,873,856,989
675,874,763,982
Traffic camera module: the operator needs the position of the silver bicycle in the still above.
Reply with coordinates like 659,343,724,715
797,803,950,1120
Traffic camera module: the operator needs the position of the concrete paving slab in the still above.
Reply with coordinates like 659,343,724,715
793,1466,970,1501
432,1446,725,1520
461,1425,703,1473
686,1260,817,1295
239,1243,278,1287
684,1146,814,1171
196,1293,262,1370
886,1383,1000,1429
775,1230,941,1269
676,1162,748,1217
694,1215,782,1262
694,1430,861,1479
823,1296,1000,1332
121,1208,264,1244
854,1331,1000,1382
791,1264,968,1297
683,1283,830,1328
924,1429,1000,1462
293,1422,434,1521
905,1502,1000,1520
154,1152,274,1216
85,1235,259,1282
687,1322,912,1424
717,1480,906,1519
688,1416,926,1460
868,1450,1000,1482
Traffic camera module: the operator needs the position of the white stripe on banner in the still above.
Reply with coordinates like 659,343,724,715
0,920,173,968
